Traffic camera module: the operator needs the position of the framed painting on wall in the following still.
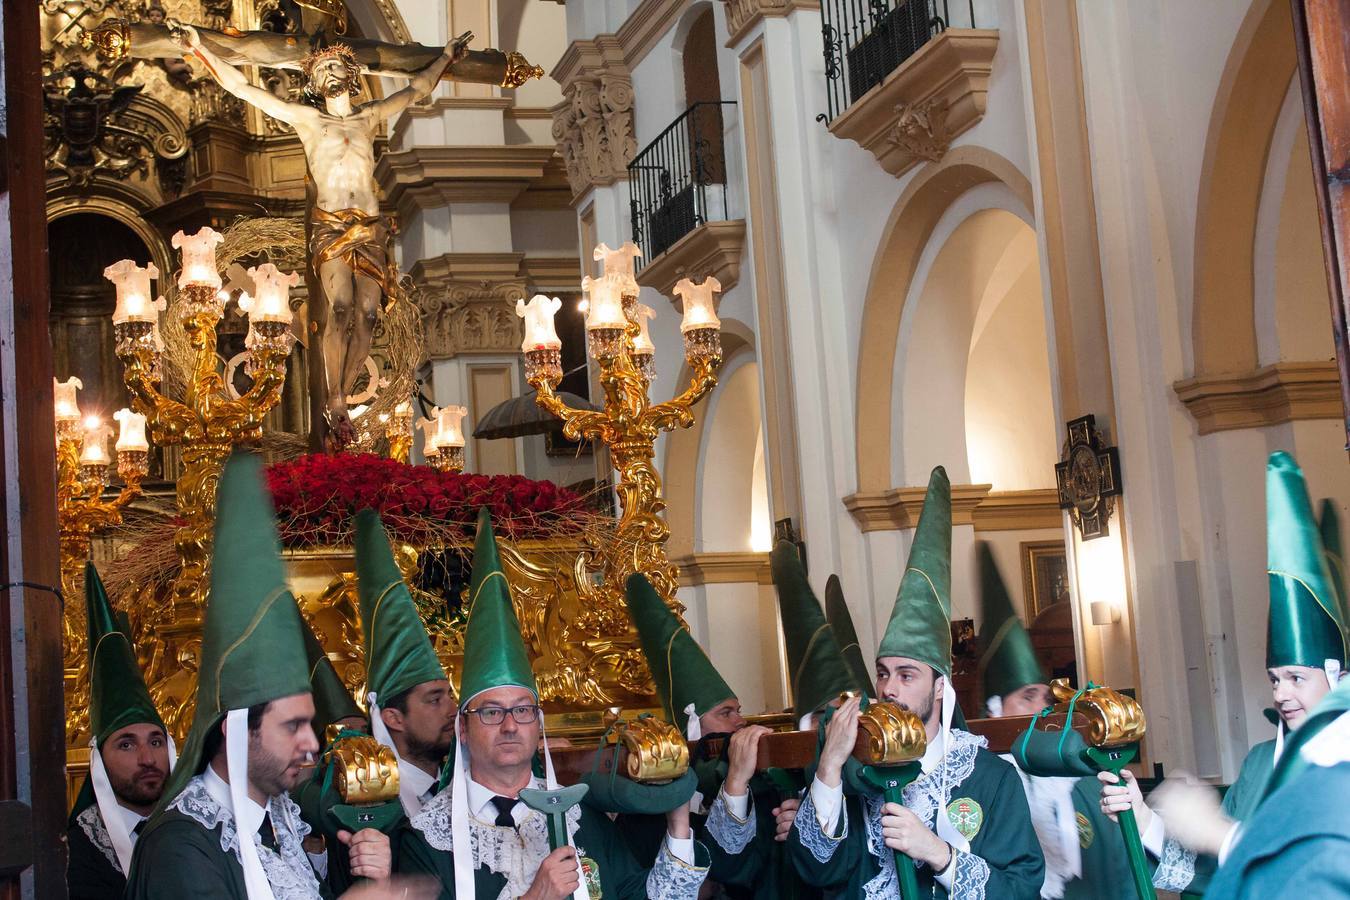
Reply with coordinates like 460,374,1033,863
1020,540,1070,620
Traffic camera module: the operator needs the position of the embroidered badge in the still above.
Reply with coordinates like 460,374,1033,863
946,797,984,840
580,856,602,897
1076,811,1094,849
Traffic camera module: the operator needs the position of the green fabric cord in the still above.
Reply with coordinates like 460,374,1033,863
1265,453,1348,669
354,508,447,704
877,466,953,678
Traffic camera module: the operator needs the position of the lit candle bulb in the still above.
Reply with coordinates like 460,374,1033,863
674,276,723,332
632,303,657,354
171,226,225,289
113,408,149,452
515,294,563,351
53,377,83,424
437,405,468,448
241,263,301,323
418,413,447,452
104,260,161,325
79,418,112,466
581,275,627,331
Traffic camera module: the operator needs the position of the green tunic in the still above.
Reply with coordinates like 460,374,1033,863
292,765,409,895
398,784,710,898
703,781,823,900
125,774,331,900
66,807,126,900
1149,738,1275,897
1062,777,1133,900
787,730,1044,899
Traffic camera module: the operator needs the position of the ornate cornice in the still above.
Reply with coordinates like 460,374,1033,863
827,30,999,178
843,484,1069,533
1173,361,1344,435
550,36,636,202
412,253,528,360
375,145,559,211
636,220,746,298
719,0,820,47
672,551,772,586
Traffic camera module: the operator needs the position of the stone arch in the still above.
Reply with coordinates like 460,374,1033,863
854,146,1033,493
663,318,754,557
1191,0,1298,377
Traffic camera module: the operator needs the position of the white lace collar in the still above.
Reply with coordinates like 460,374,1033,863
169,773,321,900
410,776,584,900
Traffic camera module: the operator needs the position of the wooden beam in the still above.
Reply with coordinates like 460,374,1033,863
0,0,69,887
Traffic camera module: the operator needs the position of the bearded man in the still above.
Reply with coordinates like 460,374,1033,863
175,24,468,442
67,563,174,900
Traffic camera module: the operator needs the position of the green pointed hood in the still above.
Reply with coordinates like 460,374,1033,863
354,508,447,704
1318,499,1348,627
459,508,535,704
825,575,876,699
877,466,953,678
155,452,311,812
624,573,735,728
87,561,164,747
1266,453,1348,670
770,541,860,717
300,613,361,731
976,542,1046,703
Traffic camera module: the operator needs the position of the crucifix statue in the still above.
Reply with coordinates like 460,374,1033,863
84,12,544,447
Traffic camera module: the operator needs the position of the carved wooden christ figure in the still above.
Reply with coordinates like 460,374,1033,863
177,24,466,443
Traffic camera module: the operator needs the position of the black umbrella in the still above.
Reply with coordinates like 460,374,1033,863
473,387,601,440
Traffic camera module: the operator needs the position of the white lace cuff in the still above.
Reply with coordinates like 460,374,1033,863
1152,836,1197,892
950,851,991,900
795,787,846,864
1142,812,1164,858
706,788,756,855
808,777,843,836
644,836,708,899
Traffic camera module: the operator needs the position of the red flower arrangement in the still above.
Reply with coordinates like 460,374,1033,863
266,453,590,547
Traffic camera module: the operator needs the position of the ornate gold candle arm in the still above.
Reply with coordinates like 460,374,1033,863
532,375,615,443
647,356,720,430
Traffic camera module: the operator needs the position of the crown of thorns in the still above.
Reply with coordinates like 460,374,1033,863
300,43,362,96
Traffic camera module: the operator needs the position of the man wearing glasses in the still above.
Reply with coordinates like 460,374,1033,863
399,510,710,898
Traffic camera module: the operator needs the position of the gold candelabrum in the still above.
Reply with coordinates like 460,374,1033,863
518,243,723,611
106,230,295,735
55,378,150,743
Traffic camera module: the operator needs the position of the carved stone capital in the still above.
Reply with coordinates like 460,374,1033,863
827,30,998,178
412,253,529,359
550,35,636,202
718,0,820,47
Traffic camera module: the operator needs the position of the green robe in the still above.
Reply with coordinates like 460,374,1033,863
292,765,409,895
1149,738,1275,897
787,730,1044,899
703,781,823,900
398,784,711,898
1062,777,1133,900
1204,755,1350,897
66,806,126,900
125,774,331,900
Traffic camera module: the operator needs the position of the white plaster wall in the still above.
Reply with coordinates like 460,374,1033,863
678,581,784,714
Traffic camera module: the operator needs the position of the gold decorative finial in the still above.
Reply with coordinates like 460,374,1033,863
326,734,400,804
1050,678,1147,748
80,18,132,62
617,717,689,782
855,701,927,766
501,50,545,89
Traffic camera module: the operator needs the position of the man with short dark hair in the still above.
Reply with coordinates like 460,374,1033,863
787,467,1044,899
125,453,426,900
67,563,174,900
355,508,457,820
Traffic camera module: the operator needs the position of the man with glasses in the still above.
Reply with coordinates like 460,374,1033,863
398,509,711,898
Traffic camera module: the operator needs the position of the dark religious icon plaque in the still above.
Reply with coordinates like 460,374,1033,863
1054,415,1122,540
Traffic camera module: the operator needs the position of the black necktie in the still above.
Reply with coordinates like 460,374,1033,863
258,813,278,851
132,820,145,836
490,796,517,829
